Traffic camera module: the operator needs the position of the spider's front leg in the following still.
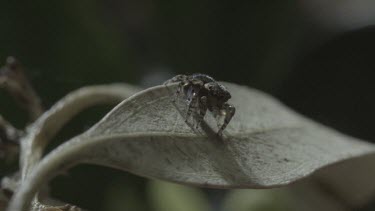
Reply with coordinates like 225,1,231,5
218,102,235,135
185,85,200,122
196,96,208,128
173,81,185,102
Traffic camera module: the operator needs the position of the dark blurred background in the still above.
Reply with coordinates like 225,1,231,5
1,1,375,210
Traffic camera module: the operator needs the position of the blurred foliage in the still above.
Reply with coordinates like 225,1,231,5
222,189,293,211
1,0,375,210
148,180,210,211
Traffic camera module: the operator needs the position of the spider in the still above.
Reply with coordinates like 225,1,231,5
164,73,235,135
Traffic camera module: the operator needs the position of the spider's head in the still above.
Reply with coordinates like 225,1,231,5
204,82,231,103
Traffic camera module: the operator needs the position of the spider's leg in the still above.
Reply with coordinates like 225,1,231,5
172,81,184,102
196,96,208,128
211,107,222,129
218,103,235,135
185,93,198,122
184,79,199,99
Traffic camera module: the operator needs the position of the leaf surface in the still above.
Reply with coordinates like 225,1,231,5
80,83,375,187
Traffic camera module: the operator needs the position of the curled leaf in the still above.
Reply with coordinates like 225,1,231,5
8,83,375,210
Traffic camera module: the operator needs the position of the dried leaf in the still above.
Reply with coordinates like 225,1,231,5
8,83,375,210
0,57,43,120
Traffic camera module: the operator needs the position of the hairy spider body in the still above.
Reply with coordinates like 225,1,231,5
164,73,235,135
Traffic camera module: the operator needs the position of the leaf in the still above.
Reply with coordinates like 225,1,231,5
8,82,375,210
312,153,375,207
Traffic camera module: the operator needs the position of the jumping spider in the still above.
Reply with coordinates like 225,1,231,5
164,73,235,135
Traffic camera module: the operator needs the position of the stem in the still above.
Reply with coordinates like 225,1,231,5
9,137,84,211
8,134,121,211
0,115,22,142
20,84,139,180
0,115,22,164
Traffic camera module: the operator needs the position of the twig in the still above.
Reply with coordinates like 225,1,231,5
0,116,22,209
20,84,140,180
17,84,139,210
0,115,22,161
